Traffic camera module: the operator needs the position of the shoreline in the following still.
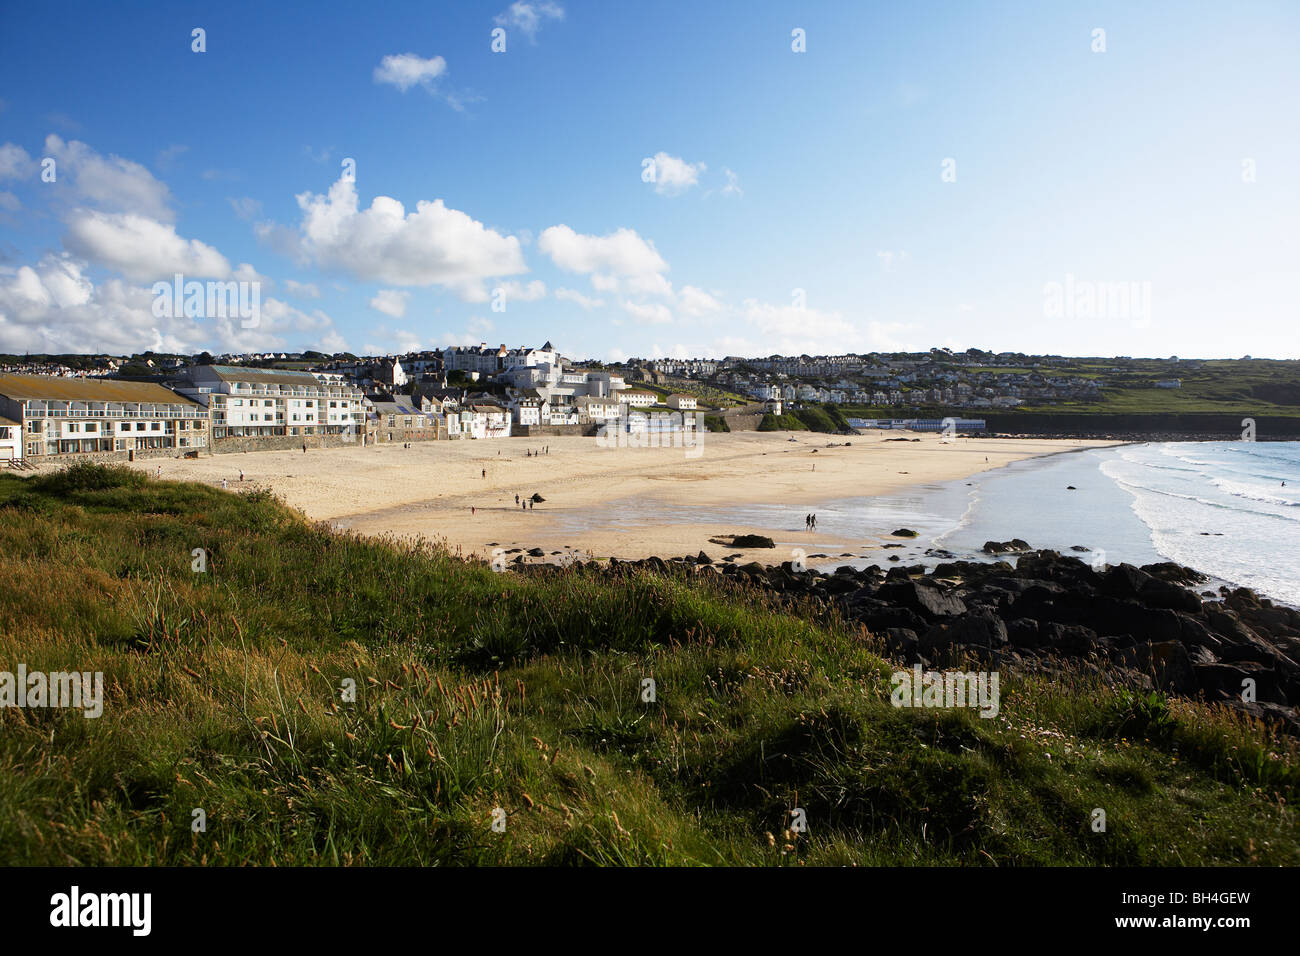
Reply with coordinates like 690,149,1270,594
90,431,1124,565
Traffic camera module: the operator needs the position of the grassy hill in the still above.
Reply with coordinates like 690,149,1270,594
0,463,1295,865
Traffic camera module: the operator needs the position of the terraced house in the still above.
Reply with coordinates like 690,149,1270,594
0,373,208,459
174,365,363,439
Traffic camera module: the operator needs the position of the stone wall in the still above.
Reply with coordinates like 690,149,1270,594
34,445,202,465
212,433,361,455
512,424,596,437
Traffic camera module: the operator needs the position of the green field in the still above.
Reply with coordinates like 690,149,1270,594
0,464,1295,865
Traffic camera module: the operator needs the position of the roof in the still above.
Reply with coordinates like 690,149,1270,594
0,373,200,406
468,403,506,412
573,395,616,406
0,415,20,428
198,365,325,386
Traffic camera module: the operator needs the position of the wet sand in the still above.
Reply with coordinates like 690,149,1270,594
94,431,1121,564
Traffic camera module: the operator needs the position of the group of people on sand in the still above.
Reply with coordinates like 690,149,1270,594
525,446,549,457
219,469,246,490
804,513,818,530
514,494,535,510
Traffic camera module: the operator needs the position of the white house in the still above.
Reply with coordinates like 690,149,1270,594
616,389,658,408
574,395,622,424
174,365,363,439
458,403,512,439
666,394,698,411
0,415,23,462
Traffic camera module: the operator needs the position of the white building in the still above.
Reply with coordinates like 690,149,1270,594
0,373,209,457
666,394,698,411
617,389,659,408
574,396,623,424
174,365,363,439
457,402,512,439
0,415,24,462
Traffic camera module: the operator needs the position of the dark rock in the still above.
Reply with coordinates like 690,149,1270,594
1114,641,1197,694
1100,564,1152,599
696,550,712,565
892,528,919,538
730,534,776,549
876,580,968,620
1040,622,1099,656
921,608,1008,652
983,538,1032,554
1138,577,1202,613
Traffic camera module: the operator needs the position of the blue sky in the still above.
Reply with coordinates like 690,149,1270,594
0,0,1297,360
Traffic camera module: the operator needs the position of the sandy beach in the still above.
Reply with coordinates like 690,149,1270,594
93,432,1122,565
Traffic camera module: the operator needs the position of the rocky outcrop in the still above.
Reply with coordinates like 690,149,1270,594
544,548,1300,734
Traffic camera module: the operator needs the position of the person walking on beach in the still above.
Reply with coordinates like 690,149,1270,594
471,506,476,516
529,498,534,510
811,514,817,529
221,478,228,490
515,494,520,506
482,468,486,479
239,469,244,482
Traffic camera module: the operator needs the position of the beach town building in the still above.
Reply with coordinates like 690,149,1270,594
0,373,209,458
574,395,623,425
173,365,363,439
0,415,25,463
617,389,658,408
366,394,442,443
510,393,544,427
456,402,512,439
443,341,561,377
666,394,698,411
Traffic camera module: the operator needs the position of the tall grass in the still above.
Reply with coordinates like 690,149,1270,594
0,465,1295,865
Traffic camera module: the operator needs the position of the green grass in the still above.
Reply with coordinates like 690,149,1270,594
0,464,1295,865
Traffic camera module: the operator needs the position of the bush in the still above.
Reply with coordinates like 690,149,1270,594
33,461,147,495
703,416,730,433
757,413,809,432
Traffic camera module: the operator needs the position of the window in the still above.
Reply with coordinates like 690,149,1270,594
151,423,161,431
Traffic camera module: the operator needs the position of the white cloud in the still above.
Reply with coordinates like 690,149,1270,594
554,286,604,309
622,300,673,324
284,279,320,299
229,196,262,221
283,175,527,300
373,53,448,92
370,288,410,317
720,167,743,197
646,152,705,196
0,254,193,353
494,279,546,302
738,297,861,355
678,285,724,318
44,135,174,221
494,2,564,41
0,143,36,180
63,209,234,282
156,144,188,171
538,225,668,278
